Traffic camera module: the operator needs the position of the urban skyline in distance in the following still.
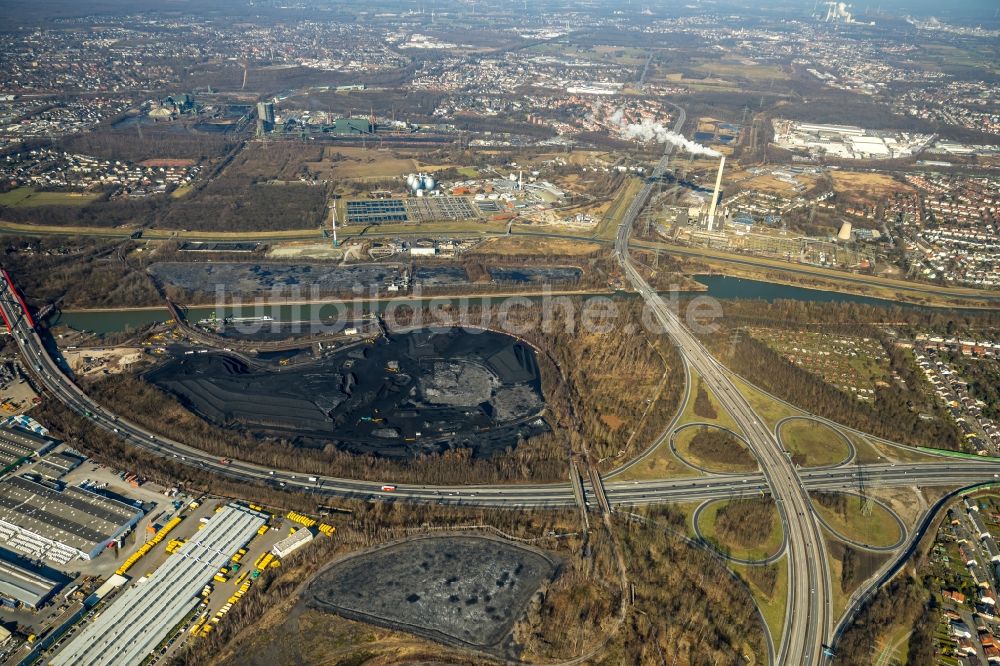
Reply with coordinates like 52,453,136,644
0,1,997,664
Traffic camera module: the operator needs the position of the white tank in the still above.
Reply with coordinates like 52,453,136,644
422,175,435,190
406,174,419,190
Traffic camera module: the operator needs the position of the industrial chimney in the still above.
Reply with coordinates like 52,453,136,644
706,155,726,231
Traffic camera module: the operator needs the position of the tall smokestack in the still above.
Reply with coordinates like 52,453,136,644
707,155,726,231
330,204,338,247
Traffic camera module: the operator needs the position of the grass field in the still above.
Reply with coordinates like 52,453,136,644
813,492,902,548
309,147,420,179
679,369,741,431
875,625,913,666
344,219,510,237
868,437,944,464
825,544,849,622
732,559,787,651
658,72,744,93
778,419,852,467
149,228,322,240
674,425,758,474
916,44,1000,75
697,499,784,561
614,439,704,481
0,220,323,240
847,433,883,464
0,187,101,207
729,375,802,431
593,177,643,240
530,43,648,66
170,184,193,199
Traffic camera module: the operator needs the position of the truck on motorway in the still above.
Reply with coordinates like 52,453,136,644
308,476,318,482
381,485,396,492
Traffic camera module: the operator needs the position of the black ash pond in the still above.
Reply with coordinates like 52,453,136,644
412,265,470,286
148,261,403,294
147,261,583,295
145,328,549,458
308,535,558,653
488,266,582,284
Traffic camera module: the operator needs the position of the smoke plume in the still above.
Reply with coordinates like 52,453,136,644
622,119,721,156
607,108,720,156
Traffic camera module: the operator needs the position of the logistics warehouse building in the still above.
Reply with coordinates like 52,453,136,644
0,425,56,470
0,476,143,563
0,553,63,608
52,504,267,666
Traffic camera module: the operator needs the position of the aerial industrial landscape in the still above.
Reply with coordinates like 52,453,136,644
0,0,998,664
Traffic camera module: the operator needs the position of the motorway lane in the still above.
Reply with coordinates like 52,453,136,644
612,112,831,664
7,248,1000,664
0,281,581,505
7,267,999,511
605,462,1000,502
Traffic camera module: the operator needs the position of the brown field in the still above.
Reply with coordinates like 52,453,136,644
692,58,789,81
472,236,603,257
305,147,461,180
697,117,721,128
532,151,611,169
663,72,733,87
228,143,324,181
830,171,915,202
727,165,821,195
869,487,926,532
601,413,626,430
139,158,197,167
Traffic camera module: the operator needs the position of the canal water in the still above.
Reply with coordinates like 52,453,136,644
50,275,948,335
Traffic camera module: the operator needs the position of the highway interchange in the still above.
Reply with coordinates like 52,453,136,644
614,130,833,664
2,121,999,663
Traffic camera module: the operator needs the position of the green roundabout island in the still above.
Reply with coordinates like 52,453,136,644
811,491,905,550
673,423,758,474
694,497,785,564
777,417,854,468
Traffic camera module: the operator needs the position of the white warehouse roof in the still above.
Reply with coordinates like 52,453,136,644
51,504,267,666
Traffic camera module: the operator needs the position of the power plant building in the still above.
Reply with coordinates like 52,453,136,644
256,102,275,125
333,118,372,135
